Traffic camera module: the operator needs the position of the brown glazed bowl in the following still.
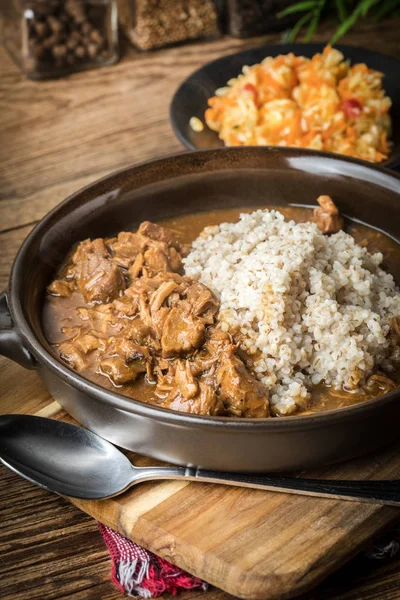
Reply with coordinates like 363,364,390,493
1,147,400,472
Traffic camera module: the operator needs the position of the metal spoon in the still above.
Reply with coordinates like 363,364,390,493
1,414,400,505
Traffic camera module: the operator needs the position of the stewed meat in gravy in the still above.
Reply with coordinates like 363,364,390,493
43,203,400,417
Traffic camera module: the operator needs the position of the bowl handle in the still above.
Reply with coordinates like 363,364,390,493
0,292,36,369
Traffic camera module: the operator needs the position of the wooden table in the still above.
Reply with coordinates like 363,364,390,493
1,17,400,600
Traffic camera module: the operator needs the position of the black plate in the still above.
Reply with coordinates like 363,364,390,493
170,43,400,169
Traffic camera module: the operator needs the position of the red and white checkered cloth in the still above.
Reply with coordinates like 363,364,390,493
99,521,400,598
99,523,208,597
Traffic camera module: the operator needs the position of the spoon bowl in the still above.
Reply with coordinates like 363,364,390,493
0,414,135,498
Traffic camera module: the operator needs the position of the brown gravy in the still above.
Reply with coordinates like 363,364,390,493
43,206,400,416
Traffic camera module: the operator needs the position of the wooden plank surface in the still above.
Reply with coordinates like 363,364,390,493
1,15,400,600
25,403,400,600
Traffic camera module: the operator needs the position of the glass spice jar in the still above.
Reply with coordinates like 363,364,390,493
1,0,119,79
225,0,297,38
117,0,220,52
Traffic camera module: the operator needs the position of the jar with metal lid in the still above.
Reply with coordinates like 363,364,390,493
1,0,119,79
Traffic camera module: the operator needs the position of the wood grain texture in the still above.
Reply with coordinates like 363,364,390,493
69,435,400,599
1,15,400,600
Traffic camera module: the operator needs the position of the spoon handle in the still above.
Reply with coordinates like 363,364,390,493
132,466,400,506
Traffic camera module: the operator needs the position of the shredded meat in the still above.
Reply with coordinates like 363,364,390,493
186,282,219,323
138,221,180,248
143,246,170,273
47,220,270,418
365,373,397,395
48,280,74,297
58,341,86,371
161,308,205,358
313,195,344,234
100,357,145,385
172,381,224,416
46,214,399,418
110,225,183,275
112,232,147,269
216,350,270,418
174,360,198,399
74,333,102,354
71,239,126,303
150,281,177,312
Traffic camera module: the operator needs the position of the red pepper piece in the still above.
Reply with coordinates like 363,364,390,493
341,98,363,118
243,83,259,106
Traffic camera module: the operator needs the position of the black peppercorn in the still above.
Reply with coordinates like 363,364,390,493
52,44,67,58
89,29,103,44
47,15,63,34
75,45,86,58
66,36,79,50
81,21,93,35
87,43,99,57
34,21,48,38
3,0,118,79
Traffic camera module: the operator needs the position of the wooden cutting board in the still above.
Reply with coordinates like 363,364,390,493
32,399,400,600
